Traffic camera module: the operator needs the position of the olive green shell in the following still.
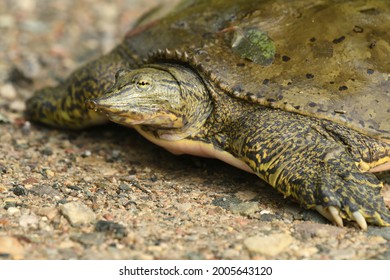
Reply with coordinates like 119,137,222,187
123,0,390,141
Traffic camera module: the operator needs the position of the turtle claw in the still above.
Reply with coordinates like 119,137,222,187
315,205,370,229
328,206,344,227
315,205,331,222
352,211,368,230
315,205,343,227
291,139,390,229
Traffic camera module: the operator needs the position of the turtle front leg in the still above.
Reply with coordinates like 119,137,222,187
26,45,137,129
228,108,390,229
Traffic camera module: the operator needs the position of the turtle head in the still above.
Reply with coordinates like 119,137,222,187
87,66,184,128
86,64,212,140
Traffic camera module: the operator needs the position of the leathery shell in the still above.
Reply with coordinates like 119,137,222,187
123,0,390,142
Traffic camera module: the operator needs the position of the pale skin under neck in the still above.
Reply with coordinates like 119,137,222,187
133,125,254,174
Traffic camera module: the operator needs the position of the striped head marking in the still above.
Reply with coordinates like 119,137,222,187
86,63,212,140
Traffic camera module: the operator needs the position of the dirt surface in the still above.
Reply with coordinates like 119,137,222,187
1,0,390,260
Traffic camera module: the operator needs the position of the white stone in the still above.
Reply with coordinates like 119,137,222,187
0,83,17,100
175,203,193,212
7,207,21,216
244,233,294,257
19,213,39,229
60,202,96,226
9,100,26,112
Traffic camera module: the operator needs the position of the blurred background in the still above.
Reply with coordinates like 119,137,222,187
0,0,170,114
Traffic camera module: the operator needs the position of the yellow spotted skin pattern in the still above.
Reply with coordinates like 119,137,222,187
26,45,137,129
191,91,390,227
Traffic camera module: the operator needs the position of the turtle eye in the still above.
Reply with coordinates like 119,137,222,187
135,79,152,91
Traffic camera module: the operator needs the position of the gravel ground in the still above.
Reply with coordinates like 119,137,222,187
1,0,390,260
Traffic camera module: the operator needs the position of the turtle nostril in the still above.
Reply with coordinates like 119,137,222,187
85,99,98,111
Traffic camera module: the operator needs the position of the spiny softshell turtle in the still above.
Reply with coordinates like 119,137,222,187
26,0,390,229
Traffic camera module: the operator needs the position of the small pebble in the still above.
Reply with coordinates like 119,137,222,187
175,203,193,212
0,184,7,193
22,121,31,135
212,196,241,210
44,169,55,178
103,213,115,221
66,185,82,191
41,147,53,156
235,190,258,201
12,185,28,196
328,248,357,260
0,14,15,28
81,150,92,157
4,198,17,209
294,246,319,258
244,233,294,257
101,167,118,176
83,176,93,182
71,232,105,246
37,207,59,221
95,220,127,238
57,198,68,204
230,202,259,216
0,236,25,259
8,67,33,87
4,202,17,209
118,183,130,191
0,166,7,174
0,112,10,124
32,184,60,196
260,213,280,222
111,150,121,159
0,83,17,100
144,167,151,173
7,207,21,216
150,174,158,182
60,202,96,226
9,100,26,112
19,213,39,229
128,167,137,175
20,20,49,33
294,222,345,238
222,249,241,259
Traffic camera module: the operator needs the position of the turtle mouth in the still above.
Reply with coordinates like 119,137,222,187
85,99,147,125
85,99,184,128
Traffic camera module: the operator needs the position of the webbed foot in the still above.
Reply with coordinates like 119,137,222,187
232,105,390,229
279,146,390,229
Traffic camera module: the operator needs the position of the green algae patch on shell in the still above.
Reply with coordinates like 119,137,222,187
231,27,276,66
121,0,390,141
